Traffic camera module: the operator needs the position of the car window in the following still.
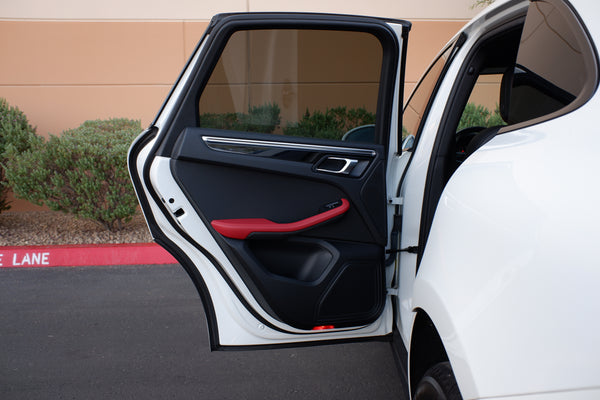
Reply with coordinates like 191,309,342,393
456,73,506,132
506,0,597,125
403,44,455,141
197,29,383,142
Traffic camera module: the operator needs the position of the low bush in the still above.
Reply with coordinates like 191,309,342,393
283,107,376,141
457,103,505,131
199,103,376,141
0,98,41,213
199,103,281,133
5,118,141,231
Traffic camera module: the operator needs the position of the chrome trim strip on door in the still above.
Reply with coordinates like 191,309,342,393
202,136,377,157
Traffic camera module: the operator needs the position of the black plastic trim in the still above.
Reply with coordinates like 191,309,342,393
397,24,411,149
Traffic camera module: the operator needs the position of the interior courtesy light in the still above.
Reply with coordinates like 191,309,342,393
312,325,335,330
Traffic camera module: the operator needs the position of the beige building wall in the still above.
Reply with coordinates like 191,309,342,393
1,0,480,20
0,0,481,210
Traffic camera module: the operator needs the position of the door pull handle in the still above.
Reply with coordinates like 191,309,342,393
316,157,359,175
211,198,350,239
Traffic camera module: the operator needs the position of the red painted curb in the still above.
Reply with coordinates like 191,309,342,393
0,243,177,268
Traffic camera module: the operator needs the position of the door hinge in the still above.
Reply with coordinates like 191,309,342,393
387,286,400,297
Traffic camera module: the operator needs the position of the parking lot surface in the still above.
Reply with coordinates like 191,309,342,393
0,264,406,399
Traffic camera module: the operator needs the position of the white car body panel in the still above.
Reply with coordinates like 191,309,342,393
414,95,600,398
487,388,600,400
404,1,600,398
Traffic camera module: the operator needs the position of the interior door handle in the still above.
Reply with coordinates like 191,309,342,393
316,157,359,175
211,198,350,239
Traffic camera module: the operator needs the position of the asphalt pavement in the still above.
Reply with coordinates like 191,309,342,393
0,264,407,399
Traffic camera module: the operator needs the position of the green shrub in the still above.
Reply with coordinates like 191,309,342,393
283,107,376,141
457,103,505,131
199,103,375,141
0,98,41,213
199,103,281,133
5,118,141,231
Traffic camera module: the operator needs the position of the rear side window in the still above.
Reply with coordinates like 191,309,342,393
457,73,506,132
506,0,597,125
198,29,384,142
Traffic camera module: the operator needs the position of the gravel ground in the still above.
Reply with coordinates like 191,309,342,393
0,211,153,246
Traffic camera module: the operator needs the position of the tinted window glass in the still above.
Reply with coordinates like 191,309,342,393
457,73,506,132
198,29,383,142
507,0,597,124
403,44,454,140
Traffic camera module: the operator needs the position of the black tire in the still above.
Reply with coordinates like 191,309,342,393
413,362,462,400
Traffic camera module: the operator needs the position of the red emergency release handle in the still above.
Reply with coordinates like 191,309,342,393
211,198,350,240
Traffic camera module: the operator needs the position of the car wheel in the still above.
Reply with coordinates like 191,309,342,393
413,362,462,400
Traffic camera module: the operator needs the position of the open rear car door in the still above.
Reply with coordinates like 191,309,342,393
129,13,410,348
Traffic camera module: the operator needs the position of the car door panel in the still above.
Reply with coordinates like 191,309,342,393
171,129,387,242
130,13,410,346
167,128,387,330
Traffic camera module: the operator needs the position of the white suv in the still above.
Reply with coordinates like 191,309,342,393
129,0,600,398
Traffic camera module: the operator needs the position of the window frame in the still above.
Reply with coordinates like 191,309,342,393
155,14,403,158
